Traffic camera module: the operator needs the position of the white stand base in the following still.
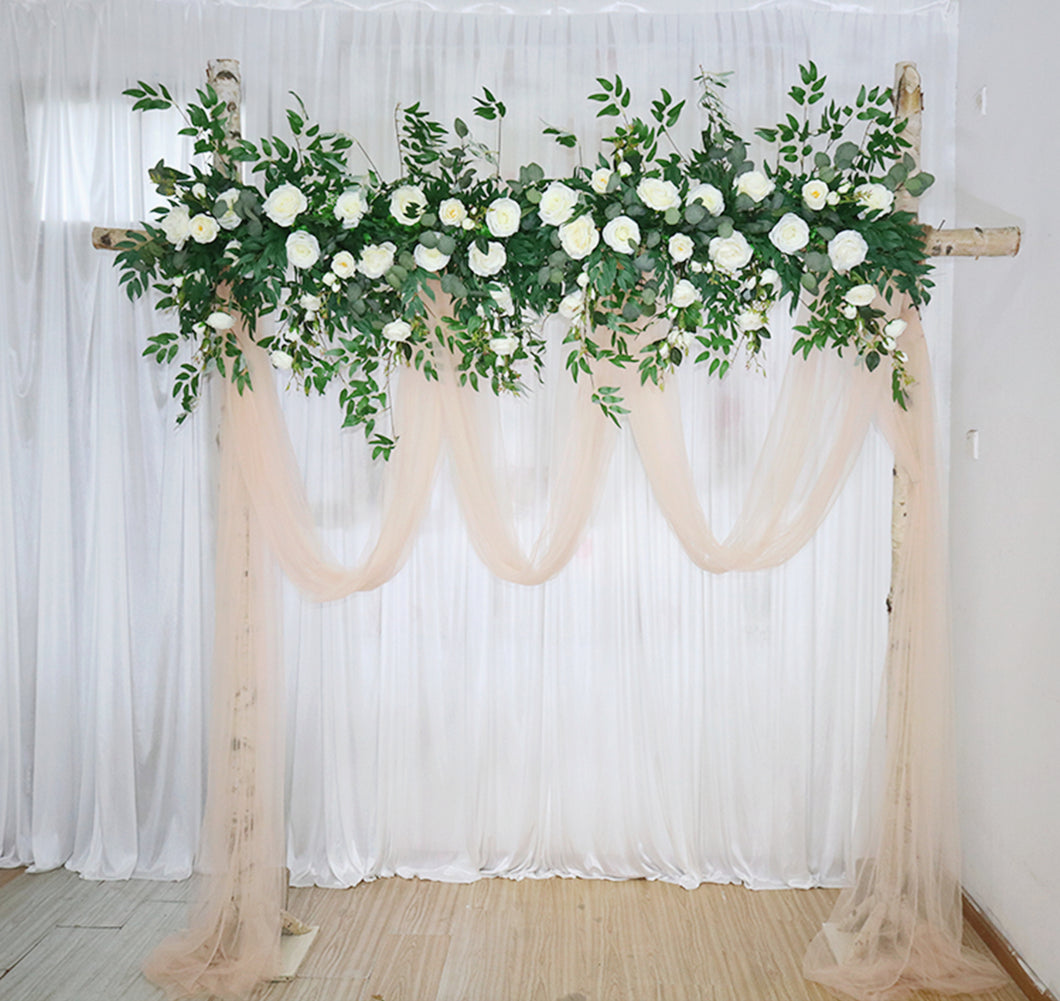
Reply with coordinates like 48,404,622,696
271,926,320,982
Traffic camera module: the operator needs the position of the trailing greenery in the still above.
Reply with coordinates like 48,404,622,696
115,64,933,456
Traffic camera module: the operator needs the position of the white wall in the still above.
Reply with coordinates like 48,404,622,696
951,2,1060,996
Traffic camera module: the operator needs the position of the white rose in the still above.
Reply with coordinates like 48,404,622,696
191,182,206,200
300,293,322,314
414,244,450,272
590,168,613,194
802,180,830,211
331,251,357,279
189,213,220,244
826,191,841,206
708,231,754,274
323,272,339,289
686,182,725,217
558,214,600,260
668,233,694,263
855,183,895,216
390,185,427,225
636,176,681,212
617,160,633,177
760,268,780,291
358,242,396,279
468,240,507,277
215,188,241,230
828,229,869,273
576,272,590,288
264,183,308,226
489,336,518,357
486,198,521,238
671,279,699,309
841,303,857,319
334,189,368,229
539,182,579,227
285,231,320,270
161,205,191,249
559,289,585,319
439,198,467,227
383,319,412,342
462,218,475,230
668,329,693,352
490,286,515,316
844,284,877,307
734,170,775,203
737,308,766,331
206,311,235,331
270,349,293,370
602,215,640,255
884,317,908,340
768,213,810,255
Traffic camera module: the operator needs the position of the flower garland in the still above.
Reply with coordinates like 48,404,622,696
116,65,933,458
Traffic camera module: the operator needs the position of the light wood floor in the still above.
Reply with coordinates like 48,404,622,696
0,867,1023,1001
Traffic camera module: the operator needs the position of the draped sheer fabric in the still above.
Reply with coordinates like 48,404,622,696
141,300,1003,999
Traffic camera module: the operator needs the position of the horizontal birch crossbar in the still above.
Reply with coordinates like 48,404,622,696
90,223,1023,257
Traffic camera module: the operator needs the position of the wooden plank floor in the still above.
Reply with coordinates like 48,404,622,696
0,868,1022,1001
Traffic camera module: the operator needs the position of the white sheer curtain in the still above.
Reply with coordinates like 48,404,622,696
1,0,955,895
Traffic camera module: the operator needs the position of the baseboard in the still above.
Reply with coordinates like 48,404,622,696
963,892,1057,1001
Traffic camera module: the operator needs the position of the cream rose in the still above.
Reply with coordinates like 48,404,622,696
330,251,357,279
468,240,507,277
768,213,810,255
300,293,322,314
828,229,869,272
539,182,579,226
438,198,467,227
884,318,908,341
383,319,412,342
490,286,515,316
855,183,895,216
734,170,775,203
737,308,766,331
802,180,829,211
489,336,519,357
189,213,220,244
270,350,293,370
389,185,426,225
844,284,877,307
358,242,396,280
708,231,754,274
205,311,235,331
668,233,694,263
191,182,206,200
841,303,858,319
686,182,725,217
161,205,191,249
602,215,640,255
559,289,585,319
617,160,632,177
558,214,600,260
414,244,450,272
486,198,521,238
264,183,308,226
334,189,368,229
636,176,681,212
215,188,242,230
285,231,320,270
590,168,613,194
671,279,700,309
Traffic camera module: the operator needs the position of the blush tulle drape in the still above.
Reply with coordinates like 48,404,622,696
143,301,1003,1001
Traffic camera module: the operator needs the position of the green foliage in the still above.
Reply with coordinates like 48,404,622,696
114,63,934,453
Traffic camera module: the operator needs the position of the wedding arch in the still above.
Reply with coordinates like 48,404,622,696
89,47,1019,1001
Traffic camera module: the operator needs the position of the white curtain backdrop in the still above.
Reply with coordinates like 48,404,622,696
0,0,956,891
